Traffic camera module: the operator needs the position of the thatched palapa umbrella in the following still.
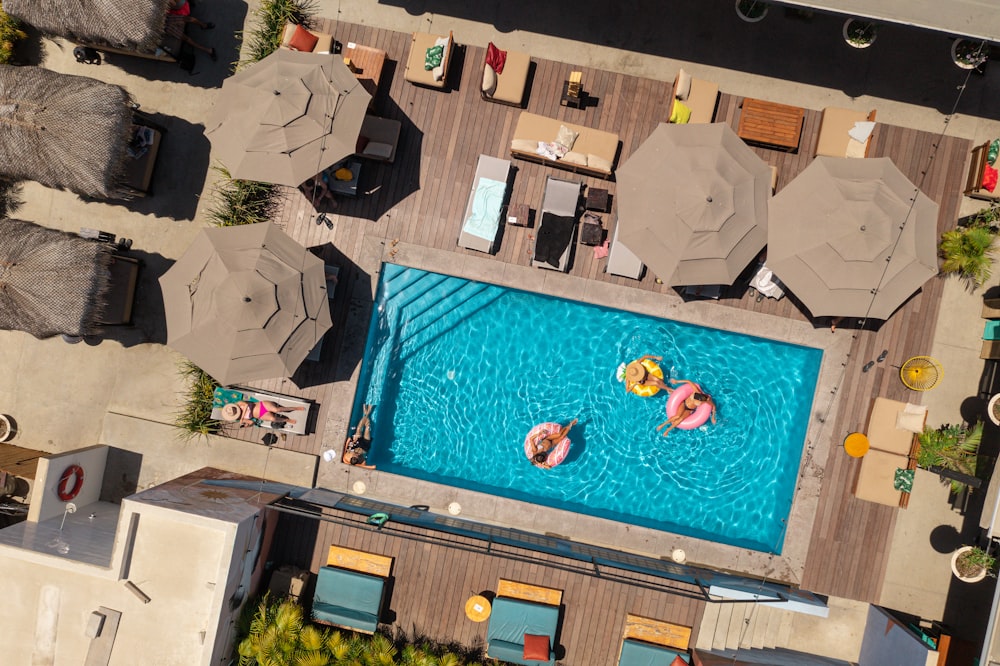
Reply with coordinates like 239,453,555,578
5,0,172,55
0,65,135,199
0,219,114,338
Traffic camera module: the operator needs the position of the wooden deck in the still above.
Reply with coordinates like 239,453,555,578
242,20,972,608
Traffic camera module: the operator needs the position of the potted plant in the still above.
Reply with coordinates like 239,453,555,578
917,422,983,492
952,38,990,69
951,545,996,582
735,0,768,23
989,394,1000,427
843,19,877,48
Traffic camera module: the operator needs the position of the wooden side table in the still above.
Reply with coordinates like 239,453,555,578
580,212,603,246
585,187,609,212
465,594,492,622
506,203,530,226
737,97,805,151
560,75,584,109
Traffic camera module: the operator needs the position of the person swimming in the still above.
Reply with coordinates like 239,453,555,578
343,404,376,469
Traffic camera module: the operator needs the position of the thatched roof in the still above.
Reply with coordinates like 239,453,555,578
5,0,171,54
0,219,114,338
0,66,134,199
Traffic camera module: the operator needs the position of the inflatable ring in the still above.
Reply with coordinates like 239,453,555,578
367,512,390,527
665,382,713,430
57,464,84,501
630,359,664,397
524,423,571,468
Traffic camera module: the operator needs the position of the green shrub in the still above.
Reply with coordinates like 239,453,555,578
206,166,280,227
917,422,982,492
174,361,221,438
0,3,26,65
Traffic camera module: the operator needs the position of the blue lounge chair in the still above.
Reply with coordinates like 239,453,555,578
618,614,692,666
311,545,393,634
486,579,562,665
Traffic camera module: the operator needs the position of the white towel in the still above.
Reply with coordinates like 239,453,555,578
849,121,876,143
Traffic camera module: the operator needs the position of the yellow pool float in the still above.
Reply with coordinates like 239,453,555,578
620,358,664,397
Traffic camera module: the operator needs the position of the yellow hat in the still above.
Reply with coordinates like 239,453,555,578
625,361,647,383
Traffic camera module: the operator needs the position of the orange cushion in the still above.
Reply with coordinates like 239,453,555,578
523,633,549,661
288,24,319,52
671,656,687,666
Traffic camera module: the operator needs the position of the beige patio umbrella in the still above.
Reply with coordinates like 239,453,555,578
159,222,332,385
204,49,371,187
616,122,771,286
767,156,939,320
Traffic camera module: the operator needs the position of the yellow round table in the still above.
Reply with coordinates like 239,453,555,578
844,432,870,458
465,595,491,622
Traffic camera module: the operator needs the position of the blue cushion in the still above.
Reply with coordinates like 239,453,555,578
486,597,559,665
312,602,378,633
619,638,689,666
312,566,384,632
986,320,1000,340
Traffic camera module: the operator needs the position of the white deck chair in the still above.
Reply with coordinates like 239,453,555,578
459,155,511,254
607,220,644,279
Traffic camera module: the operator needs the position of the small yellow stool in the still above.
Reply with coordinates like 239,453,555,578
844,432,870,458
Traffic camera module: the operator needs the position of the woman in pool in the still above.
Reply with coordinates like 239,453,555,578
656,379,716,436
623,355,671,393
222,400,304,428
529,418,577,469
343,404,376,469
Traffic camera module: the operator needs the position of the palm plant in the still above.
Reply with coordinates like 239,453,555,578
238,595,336,666
917,422,983,492
939,225,997,288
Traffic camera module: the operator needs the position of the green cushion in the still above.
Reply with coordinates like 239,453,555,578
894,468,915,493
619,639,689,666
424,45,444,70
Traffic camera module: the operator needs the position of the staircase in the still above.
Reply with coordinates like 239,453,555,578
695,599,795,652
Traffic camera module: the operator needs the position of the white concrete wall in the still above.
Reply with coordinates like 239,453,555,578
28,445,108,523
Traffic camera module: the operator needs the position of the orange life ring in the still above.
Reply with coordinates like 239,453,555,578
57,464,84,501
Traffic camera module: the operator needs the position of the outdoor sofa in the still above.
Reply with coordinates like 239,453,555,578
510,112,619,178
481,44,531,107
852,397,927,508
618,614,691,666
532,176,581,272
404,31,455,89
486,579,562,666
312,545,393,634
814,107,877,158
666,68,719,124
459,155,512,254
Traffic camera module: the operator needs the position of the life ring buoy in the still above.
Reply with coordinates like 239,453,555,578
524,422,571,468
57,464,84,501
665,382,713,430
618,359,666,397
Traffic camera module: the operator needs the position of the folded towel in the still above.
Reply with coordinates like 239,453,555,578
849,121,876,143
593,240,609,259
536,213,575,268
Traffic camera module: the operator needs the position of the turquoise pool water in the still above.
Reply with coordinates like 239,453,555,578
353,264,822,553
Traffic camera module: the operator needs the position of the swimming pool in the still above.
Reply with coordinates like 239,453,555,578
353,264,822,553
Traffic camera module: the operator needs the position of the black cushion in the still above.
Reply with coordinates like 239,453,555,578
536,213,575,267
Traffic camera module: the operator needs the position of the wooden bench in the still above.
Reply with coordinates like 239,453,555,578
964,141,1000,201
738,97,805,151
327,545,393,577
623,614,691,650
497,579,563,606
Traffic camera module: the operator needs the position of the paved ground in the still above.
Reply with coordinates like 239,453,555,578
5,0,1000,659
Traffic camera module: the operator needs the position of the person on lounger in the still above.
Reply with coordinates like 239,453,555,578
164,0,217,60
221,400,304,428
343,404,376,469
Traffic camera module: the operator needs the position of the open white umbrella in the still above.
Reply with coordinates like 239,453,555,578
615,122,772,286
205,49,371,186
159,223,332,385
767,157,939,319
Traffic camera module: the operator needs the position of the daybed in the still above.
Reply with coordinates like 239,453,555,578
666,68,719,125
481,43,531,107
459,155,511,253
404,31,454,89
486,579,562,666
356,115,402,164
618,614,691,666
607,222,644,279
99,255,141,326
279,22,334,54
510,112,619,178
853,397,926,508
533,176,581,272
814,107,877,158
211,387,312,436
312,545,392,634
964,141,1000,201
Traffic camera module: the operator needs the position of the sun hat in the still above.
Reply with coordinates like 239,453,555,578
221,404,242,421
625,360,647,383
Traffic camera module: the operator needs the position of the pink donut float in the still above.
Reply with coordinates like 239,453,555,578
665,382,712,430
524,422,571,468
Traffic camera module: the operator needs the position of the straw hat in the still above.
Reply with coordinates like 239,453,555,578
221,404,242,421
625,361,647,383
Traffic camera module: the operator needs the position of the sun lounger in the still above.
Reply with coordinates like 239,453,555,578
210,387,312,436
279,22,334,54
815,107,877,158
459,155,512,254
618,614,691,666
404,31,454,89
749,264,785,300
533,176,581,272
853,397,926,508
312,545,392,634
486,579,562,666
607,221,644,279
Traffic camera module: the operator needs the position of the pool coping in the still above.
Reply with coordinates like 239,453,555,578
317,239,853,585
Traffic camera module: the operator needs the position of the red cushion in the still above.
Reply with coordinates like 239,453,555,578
523,633,549,661
288,24,319,52
486,41,507,75
983,164,999,193
670,656,687,666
